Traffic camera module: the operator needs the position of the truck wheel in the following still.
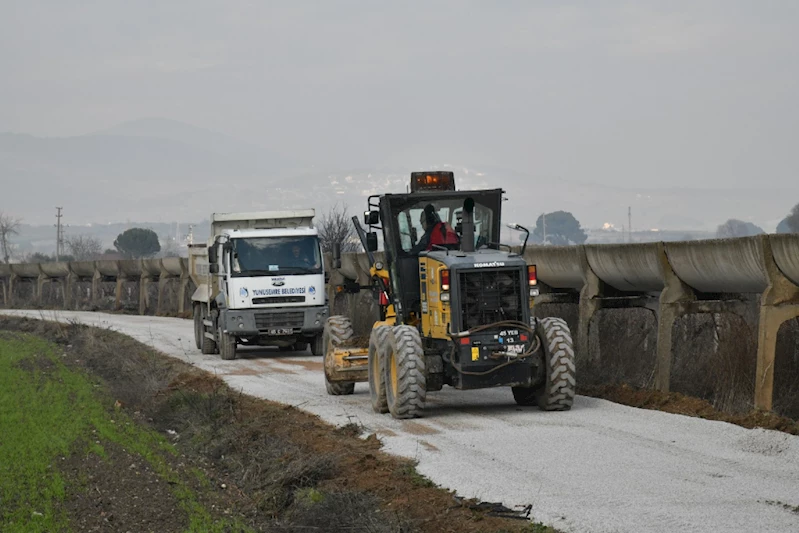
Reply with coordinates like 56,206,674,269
324,316,355,395
200,313,217,355
384,325,426,419
513,317,575,410
294,341,308,352
368,326,392,413
193,304,203,349
310,334,324,356
218,326,237,360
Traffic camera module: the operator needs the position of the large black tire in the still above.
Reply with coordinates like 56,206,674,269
200,311,217,355
324,316,356,395
384,325,426,419
218,326,237,360
193,304,203,349
310,334,324,356
368,326,392,413
513,317,575,410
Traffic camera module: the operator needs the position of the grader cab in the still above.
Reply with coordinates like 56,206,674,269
322,171,576,419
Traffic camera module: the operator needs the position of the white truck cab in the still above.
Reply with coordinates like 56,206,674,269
190,210,329,360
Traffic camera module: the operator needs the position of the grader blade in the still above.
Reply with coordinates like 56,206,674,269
324,345,369,383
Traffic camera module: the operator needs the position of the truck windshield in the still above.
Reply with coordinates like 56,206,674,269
230,236,322,276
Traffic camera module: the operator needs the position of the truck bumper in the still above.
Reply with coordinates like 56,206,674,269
221,305,328,337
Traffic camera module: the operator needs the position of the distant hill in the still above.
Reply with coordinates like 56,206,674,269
2,119,798,234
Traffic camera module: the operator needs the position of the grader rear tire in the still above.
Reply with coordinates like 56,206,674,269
368,326,392,413
384,325,426,419
512,317,575,411
324,316,356,395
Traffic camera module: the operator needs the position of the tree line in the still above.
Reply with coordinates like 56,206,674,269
0,218,175,264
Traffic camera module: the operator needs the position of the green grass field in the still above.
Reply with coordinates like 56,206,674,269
0,331,243,533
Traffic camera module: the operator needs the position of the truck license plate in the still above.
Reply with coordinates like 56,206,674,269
267,328,293,336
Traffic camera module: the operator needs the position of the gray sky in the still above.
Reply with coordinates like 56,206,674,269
2,0,798,190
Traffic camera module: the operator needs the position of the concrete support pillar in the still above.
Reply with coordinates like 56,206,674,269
115,276,125,310
654,242,697,393
178,274,189,315
65,273,77,309
157,277,168,315
140,275,153,315
91,271,101,304
8,274,16,307
576,247,600,364
36,275,46,306
1,278,7,307
754,236,799,411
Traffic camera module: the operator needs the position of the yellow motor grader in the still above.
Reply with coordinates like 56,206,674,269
323,171,575,419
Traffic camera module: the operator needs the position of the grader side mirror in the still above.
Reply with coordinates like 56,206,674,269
364,210,380,225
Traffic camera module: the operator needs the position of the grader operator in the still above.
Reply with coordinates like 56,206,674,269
323,171,576,419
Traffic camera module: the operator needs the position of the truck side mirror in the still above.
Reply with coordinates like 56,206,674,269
364,210,380,225
366,232,378,252
332,242,342,269
209,263,219,274
208,244,218,264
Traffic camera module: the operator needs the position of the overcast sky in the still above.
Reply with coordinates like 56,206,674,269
2,0,798,190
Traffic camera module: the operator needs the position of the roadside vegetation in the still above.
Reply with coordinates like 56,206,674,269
0,315,557,533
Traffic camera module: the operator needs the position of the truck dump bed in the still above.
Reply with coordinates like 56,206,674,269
211,210,316,237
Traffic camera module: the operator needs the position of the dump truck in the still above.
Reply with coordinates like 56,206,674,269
189,210,328,360
323,171,575,418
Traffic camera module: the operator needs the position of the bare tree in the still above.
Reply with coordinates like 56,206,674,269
64,234,103,261
0,212,21,263
316,203,362,253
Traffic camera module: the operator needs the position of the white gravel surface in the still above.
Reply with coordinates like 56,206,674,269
4,310,799,533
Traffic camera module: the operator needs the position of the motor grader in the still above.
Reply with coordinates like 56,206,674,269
322,171,575,419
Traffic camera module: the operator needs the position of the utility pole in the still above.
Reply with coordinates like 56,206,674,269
55,207,63,261
628,206,632,244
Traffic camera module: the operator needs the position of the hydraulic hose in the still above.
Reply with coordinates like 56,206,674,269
445,320,542,376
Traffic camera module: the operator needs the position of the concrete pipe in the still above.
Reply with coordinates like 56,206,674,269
70,261,96,279
769,234,799,288
586,243,664,293
95,260,120,278
118,259,143,278
39,262,71,279
161,257,184,277
141,258,163,277
524,245,584,290
664,237,767,294
10,263,42,279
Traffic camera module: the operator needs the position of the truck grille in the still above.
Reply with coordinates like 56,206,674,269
458,269,524,330
252,296,306,305
254,311,305,330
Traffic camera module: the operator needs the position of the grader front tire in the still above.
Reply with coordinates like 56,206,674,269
323,316,356,396
384,325,426,419
535,317,576,410
368,326,392,413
